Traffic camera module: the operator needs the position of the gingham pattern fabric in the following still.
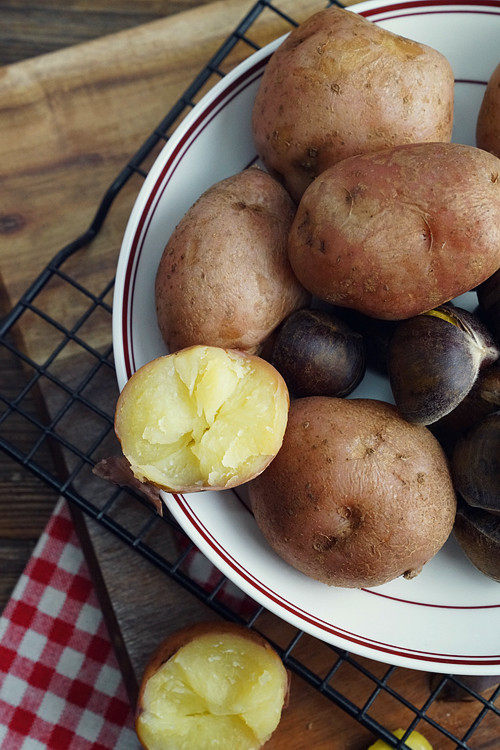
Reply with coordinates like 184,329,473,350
0,499,138,749
0,498,255,749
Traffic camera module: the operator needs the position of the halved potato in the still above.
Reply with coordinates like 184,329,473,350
136,622,289,750
115,346,289,492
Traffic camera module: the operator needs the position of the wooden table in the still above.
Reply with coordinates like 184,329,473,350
0,0,221,613
0,1,217,66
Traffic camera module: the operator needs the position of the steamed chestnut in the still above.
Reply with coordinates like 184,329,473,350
432,363,500,449
454,500,500,582
452,413,499,514
388,306,499,425
268,309,365,397
478,269,500,343
429,672,500,702
331,309,398,374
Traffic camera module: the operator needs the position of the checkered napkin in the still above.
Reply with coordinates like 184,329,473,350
0,497,255,749
0,499,138,749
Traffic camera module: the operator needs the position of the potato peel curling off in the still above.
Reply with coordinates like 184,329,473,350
115,346,289,492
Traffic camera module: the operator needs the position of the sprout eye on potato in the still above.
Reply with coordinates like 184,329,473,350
388,306,499,425
115,346,289,493
136,623,289,750
155,168,308,355
249,397,456,589
288,143,500,319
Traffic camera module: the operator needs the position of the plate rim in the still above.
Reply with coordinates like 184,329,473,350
112,0,500,673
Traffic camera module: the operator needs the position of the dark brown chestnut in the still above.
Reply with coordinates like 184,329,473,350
454,500,500,581
478,269,500,343
268,308,365,397
432,363,500,449
452,412,499,514
330,308,398,374
429,673,500,702
388,305,499,425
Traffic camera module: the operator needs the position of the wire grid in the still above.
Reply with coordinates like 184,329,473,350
1,1,499,747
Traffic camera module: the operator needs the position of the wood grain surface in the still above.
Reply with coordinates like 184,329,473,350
0,0,216,65
1,2,498,747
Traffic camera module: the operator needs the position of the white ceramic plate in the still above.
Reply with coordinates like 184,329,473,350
113,0,500,673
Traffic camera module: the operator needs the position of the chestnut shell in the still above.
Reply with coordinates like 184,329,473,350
388,306,499,425
332,308,398,374
432,363,500,449
454,501,500,581
269,308,365,397
478,269,500,344
452,412,500,514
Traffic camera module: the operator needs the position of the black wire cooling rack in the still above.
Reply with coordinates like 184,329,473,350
1,1,499,747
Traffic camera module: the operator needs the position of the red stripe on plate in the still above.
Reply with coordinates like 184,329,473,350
361,0,500,17
120,0,500,665
175,493,500,665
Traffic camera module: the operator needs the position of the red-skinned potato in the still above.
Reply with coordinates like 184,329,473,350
114,346,289,493
288,143,500,319
476,63,500,158
136,622,289,750
252,7,454,201
250,398,456,588
155,168,308,354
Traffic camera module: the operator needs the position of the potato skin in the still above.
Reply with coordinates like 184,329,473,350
252,7,454,201
155,168,308,353
288,143,500,319
477,63,500,158
249,398,457,588
136,622,290,738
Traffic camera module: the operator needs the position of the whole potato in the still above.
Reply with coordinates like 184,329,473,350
288,143,500,319
252,7,454,201
477,63,500,158
155,168,308,353
250,398,457,588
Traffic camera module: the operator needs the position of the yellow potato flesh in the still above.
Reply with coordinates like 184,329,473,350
137,633,287,750
115,346,288,491
369,728,433,750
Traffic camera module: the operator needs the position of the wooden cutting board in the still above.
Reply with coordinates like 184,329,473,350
1,2,498,747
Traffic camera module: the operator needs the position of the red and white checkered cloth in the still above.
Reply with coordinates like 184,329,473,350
0,499,137,749
0,498,254,749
